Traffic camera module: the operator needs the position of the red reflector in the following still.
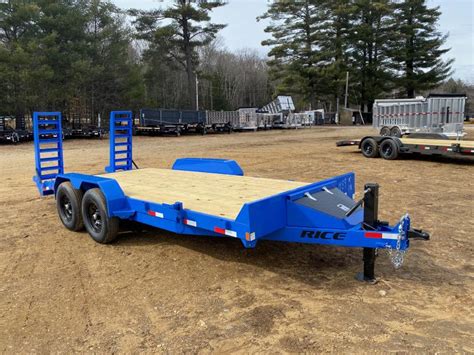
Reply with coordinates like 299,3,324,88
214,227,225,235
365,232,382,239
147,210,154,216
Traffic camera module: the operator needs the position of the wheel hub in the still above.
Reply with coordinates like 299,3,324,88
92,211,101,227
88,204,102,232
61,197,72,220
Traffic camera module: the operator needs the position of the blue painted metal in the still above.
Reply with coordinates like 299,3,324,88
56,170,410,253
105,111,133,173
172,158,244,176
55,173,134,218
32,112,416,265
32,112,64,196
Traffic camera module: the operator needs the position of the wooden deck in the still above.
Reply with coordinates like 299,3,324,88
400,138,474,148
102,168,309,220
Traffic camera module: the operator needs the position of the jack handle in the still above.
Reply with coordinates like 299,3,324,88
345,187,371,218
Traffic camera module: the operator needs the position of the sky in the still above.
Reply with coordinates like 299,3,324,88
113,0,474,82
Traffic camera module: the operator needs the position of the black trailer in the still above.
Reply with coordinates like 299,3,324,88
0,116,31,143
136,109,232,136
136,109,206,136
337,134,474,160
70,125,105,138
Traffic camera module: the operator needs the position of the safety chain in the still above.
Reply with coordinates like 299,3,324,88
387,213,409,269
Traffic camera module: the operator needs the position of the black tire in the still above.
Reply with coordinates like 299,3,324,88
56,182,84,231
380,139,400,160
82,188,119,244
361,138,379,158
390,126,402,138
380,126,391,136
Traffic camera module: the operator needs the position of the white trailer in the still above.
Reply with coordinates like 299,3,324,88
304,109,325,125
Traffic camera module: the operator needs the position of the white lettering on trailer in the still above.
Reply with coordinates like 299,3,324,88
337,203,350,212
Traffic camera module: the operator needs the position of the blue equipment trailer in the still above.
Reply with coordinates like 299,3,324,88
32,111,429,282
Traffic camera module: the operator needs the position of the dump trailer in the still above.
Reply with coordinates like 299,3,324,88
138,108,231,135
373,94,467,138
337,134,474,160
32,111,429,282
205,110,239,132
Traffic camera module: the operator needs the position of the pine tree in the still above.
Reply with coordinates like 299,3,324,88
131,0,226,109
317,0,354,108
349,0,395,112
259,0,325,107
392,0,452,98
0,1,43,117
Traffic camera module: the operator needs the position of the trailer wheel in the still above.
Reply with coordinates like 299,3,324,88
361,138,379,158
380,126,390,136
380,139,399,160
390,126,402,138
56,182,84,231
82,188,119,244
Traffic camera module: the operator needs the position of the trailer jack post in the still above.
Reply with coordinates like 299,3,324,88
356,183,379,283
356,248,377,283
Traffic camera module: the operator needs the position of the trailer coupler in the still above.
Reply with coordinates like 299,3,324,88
408,228,430,241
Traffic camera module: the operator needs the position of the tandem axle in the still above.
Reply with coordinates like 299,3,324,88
32,111,430,283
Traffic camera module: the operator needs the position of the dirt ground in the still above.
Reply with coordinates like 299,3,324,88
1,126,473,353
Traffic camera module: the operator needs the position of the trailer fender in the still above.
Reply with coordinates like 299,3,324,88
54,173,134,219
358,136,402,148
172,158,244,176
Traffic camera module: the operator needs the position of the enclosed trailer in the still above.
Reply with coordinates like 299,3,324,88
373,94,467,138
305,110,326,125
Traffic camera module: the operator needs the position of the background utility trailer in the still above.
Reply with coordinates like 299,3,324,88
337,134,474,160
0,116,32,143
373,94,467,138
138,109,232,135
32,111,429,282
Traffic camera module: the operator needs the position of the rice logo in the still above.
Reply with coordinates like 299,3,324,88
300,230,346,240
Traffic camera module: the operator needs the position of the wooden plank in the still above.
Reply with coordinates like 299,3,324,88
101,168,309,220
400,138,474,149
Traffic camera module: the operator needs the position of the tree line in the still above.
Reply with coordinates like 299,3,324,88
261,0,453,112
0,0,458,122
